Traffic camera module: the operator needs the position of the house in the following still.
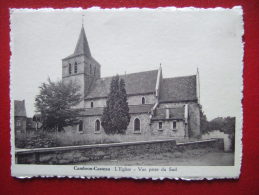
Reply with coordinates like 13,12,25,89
62,25,201,138
14,100,27,134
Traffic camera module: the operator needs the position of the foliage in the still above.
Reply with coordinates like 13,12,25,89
15,131,176,149
208,117,235,135
15,131,56,149
101,75,130,134
35,78,83,132
200,111,236,151
200,107,209,135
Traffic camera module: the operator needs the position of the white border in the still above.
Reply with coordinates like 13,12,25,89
10,6,243,179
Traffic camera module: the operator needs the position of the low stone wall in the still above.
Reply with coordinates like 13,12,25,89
176,139,224,151
15,139,224,164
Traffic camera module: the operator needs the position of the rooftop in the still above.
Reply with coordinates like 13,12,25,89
14,100,27,117
86,69,158,99
160,75,197,103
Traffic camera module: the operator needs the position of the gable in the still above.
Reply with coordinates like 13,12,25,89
86,70,158,99
160,75,197,103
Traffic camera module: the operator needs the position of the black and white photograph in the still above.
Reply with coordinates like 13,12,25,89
10,7,243,179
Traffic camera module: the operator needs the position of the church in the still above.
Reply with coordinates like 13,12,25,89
62,25,201,138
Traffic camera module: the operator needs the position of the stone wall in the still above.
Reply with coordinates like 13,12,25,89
82,116,104,134
84,98,106,108
126,113,151,135
159,102,186,108
127,94,156,105
188,103,201,138
16,139,177,164
151,120,185,138
15,139,224,164
84,94,156,108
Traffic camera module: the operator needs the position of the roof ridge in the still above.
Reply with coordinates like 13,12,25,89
97,69,158,80
163,74,196,80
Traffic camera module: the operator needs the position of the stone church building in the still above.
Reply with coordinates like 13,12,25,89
63,26,201,138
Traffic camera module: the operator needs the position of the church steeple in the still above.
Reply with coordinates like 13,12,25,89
74,26,91,57
62,24,101,108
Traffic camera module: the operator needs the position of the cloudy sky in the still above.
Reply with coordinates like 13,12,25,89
10,7,243,120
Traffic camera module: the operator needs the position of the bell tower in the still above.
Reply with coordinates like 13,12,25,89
62,25,101,107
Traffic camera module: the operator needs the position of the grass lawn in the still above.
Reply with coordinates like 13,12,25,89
81,148,234,166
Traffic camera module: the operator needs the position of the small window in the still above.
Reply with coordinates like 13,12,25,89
95,120,100,132
90,64,92,74
78,120,83,132
68,63,72,74
142,97,145,104
91,102,94,108
134,118,140,131
173,121,177,129
158,122,163,130
74,62,77,73
16,120,21,127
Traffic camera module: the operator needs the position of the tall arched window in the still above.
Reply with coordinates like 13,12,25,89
142,97,145,104
78,120,83,132
74,62,78,73
95,120,100,132
68,63,72,75
134,118,140,131
90,64,92,74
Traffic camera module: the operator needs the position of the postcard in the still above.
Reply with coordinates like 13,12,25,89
10,6,243,179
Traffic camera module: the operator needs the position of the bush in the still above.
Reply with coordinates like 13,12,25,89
15,131,176,149
15,131,56,149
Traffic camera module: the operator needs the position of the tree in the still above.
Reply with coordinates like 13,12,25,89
101,75,130,134
200,106,209,134
35,78,83,132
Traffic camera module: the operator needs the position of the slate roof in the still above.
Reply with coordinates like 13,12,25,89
86,70,158,99
63,26,92,60
82,104,154,116
160,75,197,102
152,107,185,120
14,100,27,117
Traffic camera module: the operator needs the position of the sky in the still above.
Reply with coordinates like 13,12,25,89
10,7,243,120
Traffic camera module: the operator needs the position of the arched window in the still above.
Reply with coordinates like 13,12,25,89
91,101,94,108
134,118,140,131
173,121,177,130
68,63,72,74
95,120,100,132
78,120,83,132
142,97,145,104
74,62,77,73
90,64,92,74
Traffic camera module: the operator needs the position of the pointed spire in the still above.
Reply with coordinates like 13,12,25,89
82,14,84,27
74,25,91,57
